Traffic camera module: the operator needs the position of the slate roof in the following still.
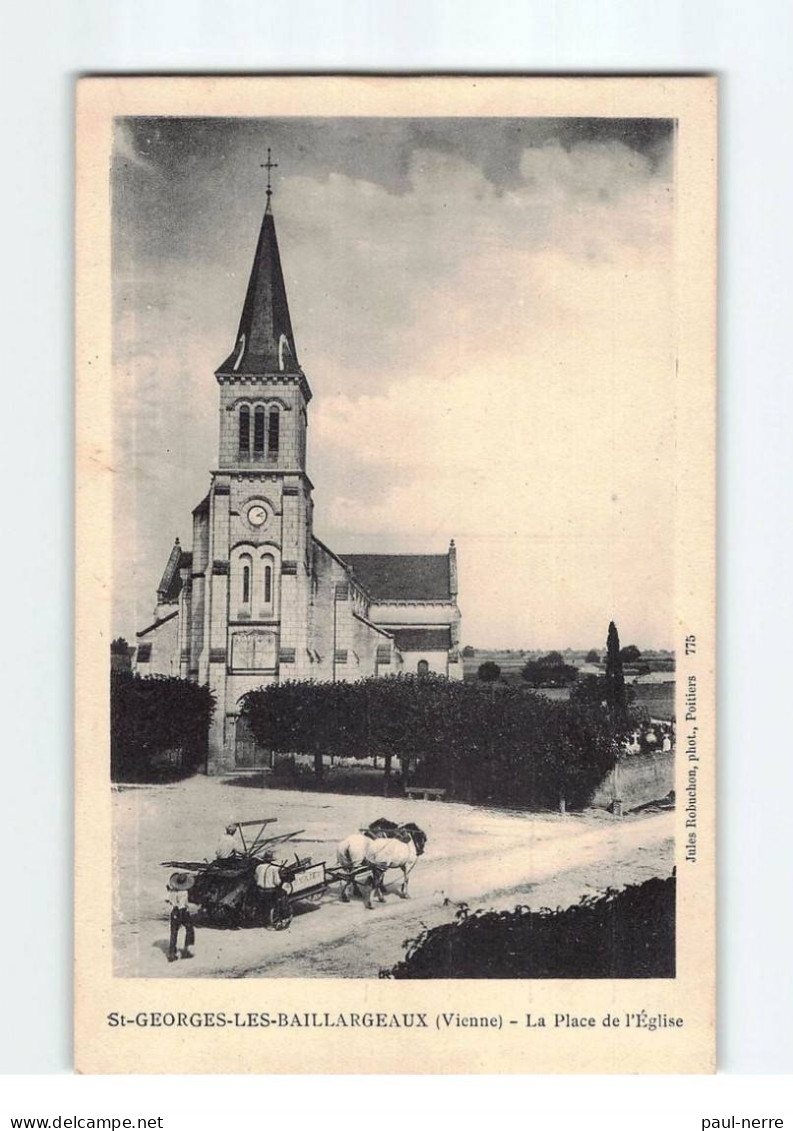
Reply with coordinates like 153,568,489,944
216,209,300,376
391,627,452,653
340,554,452,602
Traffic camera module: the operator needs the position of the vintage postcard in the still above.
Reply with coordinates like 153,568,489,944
75,76,716,1073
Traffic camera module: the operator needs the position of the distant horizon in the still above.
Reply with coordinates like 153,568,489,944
463,645,676,656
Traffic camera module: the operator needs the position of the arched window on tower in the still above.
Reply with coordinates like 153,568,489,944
237,551,253,617
239,406,251,460
259,551,277,616
417,660,429,676
267,408,280,460
253,406,265,458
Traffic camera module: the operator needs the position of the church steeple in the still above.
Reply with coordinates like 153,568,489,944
217,158,300,377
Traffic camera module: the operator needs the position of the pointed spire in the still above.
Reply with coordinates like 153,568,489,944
217,158,300,377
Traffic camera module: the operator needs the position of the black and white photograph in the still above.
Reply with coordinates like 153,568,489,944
75,76,716,1074
111,110,678,979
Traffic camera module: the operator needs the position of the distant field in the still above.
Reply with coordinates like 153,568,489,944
464,651,675,680
462,651,676,720
462,652,529,682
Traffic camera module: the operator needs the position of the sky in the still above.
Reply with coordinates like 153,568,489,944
112,115,676,651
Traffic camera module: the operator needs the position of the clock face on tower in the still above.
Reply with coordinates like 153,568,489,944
247,504,267,528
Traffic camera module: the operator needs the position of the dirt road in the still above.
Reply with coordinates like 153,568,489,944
112,776,674,978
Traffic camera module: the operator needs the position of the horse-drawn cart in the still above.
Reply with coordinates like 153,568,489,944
162,817,371,931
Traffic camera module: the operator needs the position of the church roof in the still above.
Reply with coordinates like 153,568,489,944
340,554,453,602
216,207,300,376
391,627,452,653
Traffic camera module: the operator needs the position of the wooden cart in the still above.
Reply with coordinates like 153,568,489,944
162,817,371,931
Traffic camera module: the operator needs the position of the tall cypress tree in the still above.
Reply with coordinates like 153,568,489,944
604,620,628,726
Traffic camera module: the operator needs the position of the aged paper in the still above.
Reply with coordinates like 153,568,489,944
76,76,716,1073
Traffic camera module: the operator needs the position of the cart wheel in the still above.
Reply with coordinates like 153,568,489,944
270,895,293,931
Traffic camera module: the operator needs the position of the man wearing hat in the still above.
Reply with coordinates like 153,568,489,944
166,872,196,963
254,850,285,926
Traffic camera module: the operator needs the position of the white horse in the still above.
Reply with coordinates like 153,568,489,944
336,823,428,909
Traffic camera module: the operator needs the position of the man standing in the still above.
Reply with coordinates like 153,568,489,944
166,872,196,963
254,849,286,927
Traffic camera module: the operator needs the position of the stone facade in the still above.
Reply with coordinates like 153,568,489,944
135,196,462,772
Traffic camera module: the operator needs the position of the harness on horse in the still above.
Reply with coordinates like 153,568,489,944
361,820,426,858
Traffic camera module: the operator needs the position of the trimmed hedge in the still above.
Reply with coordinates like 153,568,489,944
384,874,675,979
241,674,623,810
110,672,216,782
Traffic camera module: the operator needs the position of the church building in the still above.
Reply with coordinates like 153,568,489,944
134,171,462,772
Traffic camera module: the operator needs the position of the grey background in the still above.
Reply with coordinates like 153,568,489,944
1,0,791,1075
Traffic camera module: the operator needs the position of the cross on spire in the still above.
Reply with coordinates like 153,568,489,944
261,148,278,212
216,147,299,377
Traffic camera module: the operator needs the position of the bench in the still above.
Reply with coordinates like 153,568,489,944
404,786,447,801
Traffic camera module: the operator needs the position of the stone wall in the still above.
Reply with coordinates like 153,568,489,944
134,612,180,678
589,750,674,813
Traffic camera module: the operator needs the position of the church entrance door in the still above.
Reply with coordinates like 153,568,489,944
234,715,273,768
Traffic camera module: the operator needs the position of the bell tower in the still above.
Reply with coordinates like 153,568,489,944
216,151,311,477
193,154,315,770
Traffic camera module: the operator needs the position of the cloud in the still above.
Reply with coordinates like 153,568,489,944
310,237,674,647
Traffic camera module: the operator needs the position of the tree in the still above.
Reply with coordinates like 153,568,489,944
521,656,578,688
111,673,216,781
111,636,133,673
619,644,642,663
477,660,502,682
604,621,629,729
367,676,412,786
585,649,600,664
572,673,638,710
239,672,630,811
570,674,606,705
462,645,475,657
